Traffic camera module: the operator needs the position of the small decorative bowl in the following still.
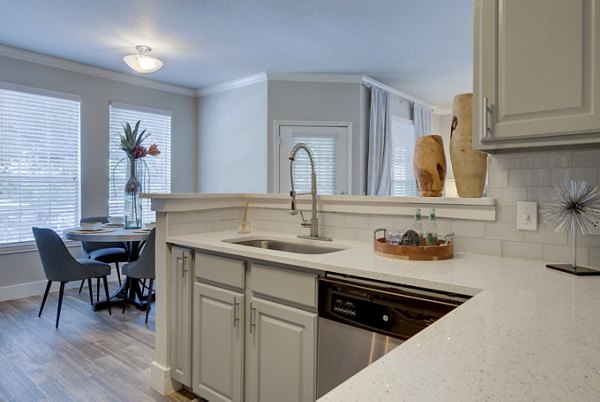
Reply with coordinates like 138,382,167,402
80,222,102,230
107,216,124,224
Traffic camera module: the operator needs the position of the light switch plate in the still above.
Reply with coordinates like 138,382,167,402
517,201,537,231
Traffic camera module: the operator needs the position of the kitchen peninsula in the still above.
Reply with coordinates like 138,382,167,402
146,193,600,401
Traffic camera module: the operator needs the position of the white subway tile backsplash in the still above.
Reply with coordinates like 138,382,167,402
548,168,597,186
529,152,571,168
508,169,548,187
590,248,600,268
485,222,524,241
488,170,509,189
542,245,589,266
488,187,527,206
495,205,517,224
503,241,543,260
346,214,370,229
523,225,567,246
452,221,486,238
320,212,346,228
571,150,600,168
466,238,502,256
368,216,395,230
489,154,529,171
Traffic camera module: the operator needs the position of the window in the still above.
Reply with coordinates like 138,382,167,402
390,116,418,196
109,103,171,224
278,124,349,195
0,84,81,246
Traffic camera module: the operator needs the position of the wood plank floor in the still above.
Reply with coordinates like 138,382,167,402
0,283,199,402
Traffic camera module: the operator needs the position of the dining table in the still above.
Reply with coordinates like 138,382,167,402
64,225,152,311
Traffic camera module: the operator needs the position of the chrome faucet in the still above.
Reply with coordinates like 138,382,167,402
288,143,331,241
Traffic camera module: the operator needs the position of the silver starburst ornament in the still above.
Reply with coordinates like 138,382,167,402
541,180,600,275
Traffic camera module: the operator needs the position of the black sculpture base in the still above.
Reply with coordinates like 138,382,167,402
546,263,600,276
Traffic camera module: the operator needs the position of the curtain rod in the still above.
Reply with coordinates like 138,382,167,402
361,76,434,110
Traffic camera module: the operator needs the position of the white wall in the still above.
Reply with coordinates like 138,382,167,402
198,81,268,192
267,80,365,194
0,53,197,298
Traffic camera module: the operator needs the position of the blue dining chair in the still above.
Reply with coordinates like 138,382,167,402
121,228,156,324
32,227,112,328
77,216,128,298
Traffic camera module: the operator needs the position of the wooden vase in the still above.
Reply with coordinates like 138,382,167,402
413,134,446,197
450,93,488,198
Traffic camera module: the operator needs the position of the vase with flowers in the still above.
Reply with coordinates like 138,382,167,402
117,120,160,229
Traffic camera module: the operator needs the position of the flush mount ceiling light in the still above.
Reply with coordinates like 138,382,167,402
123,45,163,73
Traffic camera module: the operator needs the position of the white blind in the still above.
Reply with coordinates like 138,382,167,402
390,116,418,196
0,85,80,246
290,134,337,195
109,104,171,223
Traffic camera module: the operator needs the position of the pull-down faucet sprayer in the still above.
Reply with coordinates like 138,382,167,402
289,143,331,241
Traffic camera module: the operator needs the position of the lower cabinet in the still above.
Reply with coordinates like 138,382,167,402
246,297,317,402
189,251,318,402
193,282,244,402
169,246,193,386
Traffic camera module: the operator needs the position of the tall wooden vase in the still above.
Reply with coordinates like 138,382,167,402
413,134,446,197
450,93,488,198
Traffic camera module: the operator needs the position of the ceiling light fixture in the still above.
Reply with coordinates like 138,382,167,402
123,45,163,73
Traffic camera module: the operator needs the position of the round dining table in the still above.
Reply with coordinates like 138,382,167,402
64,226,152,311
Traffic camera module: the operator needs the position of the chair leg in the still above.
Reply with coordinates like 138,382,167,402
78,279,85,294
122,278,129,314
102,276,112,316
145,279,154,324
56,282,66,328
39,280,52,317
87,278,94,306
96,278,100,302
115,262,122,286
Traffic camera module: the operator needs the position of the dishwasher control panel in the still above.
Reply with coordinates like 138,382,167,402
318,276,469,340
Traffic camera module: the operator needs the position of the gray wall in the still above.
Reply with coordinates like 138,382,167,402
198,82,268,192
267,80,365,194
0,54,197,297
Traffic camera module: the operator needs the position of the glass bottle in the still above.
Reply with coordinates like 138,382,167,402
412,208,423,245
124,158,143,229
425,208,438,246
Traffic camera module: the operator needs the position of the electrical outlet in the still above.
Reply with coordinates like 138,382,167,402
589,218,600,236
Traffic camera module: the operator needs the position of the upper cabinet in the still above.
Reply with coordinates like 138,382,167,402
473,0,600,151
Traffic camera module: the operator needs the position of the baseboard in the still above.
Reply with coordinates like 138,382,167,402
151,360,182,395
0,273,121,302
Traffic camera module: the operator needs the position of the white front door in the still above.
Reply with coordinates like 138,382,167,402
278,124,350,195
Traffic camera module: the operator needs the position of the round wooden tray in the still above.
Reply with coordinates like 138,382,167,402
373,236,454,261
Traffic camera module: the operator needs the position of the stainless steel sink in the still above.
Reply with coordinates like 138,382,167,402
225,238,343,254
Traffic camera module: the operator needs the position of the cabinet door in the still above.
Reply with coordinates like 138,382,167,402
169,247,193,386
193,283,244,402
474,0,600,151
246,297,317,402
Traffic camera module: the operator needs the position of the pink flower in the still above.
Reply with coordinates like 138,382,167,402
132,145,147,159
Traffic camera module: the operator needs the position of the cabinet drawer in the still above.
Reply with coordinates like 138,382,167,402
251,264,317,308
195,253,245,289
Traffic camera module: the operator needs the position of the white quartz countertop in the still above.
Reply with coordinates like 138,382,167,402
168,230,600,401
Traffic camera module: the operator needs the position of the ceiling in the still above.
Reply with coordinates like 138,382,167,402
0,0,473,109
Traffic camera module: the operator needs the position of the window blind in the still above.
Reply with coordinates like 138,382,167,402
390,116,418,196
109,104,171,223
0,86,81,246
290,134,337,195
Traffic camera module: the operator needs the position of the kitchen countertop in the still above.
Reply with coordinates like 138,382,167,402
168,230,600,401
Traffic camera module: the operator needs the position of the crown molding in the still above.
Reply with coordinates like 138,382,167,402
196,72,268,96
266,72,363,84
0,44,196,97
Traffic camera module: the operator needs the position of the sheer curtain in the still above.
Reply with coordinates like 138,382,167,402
413,103,432,137
367,87,393,196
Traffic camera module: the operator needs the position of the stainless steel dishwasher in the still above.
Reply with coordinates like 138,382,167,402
317,274,470,398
